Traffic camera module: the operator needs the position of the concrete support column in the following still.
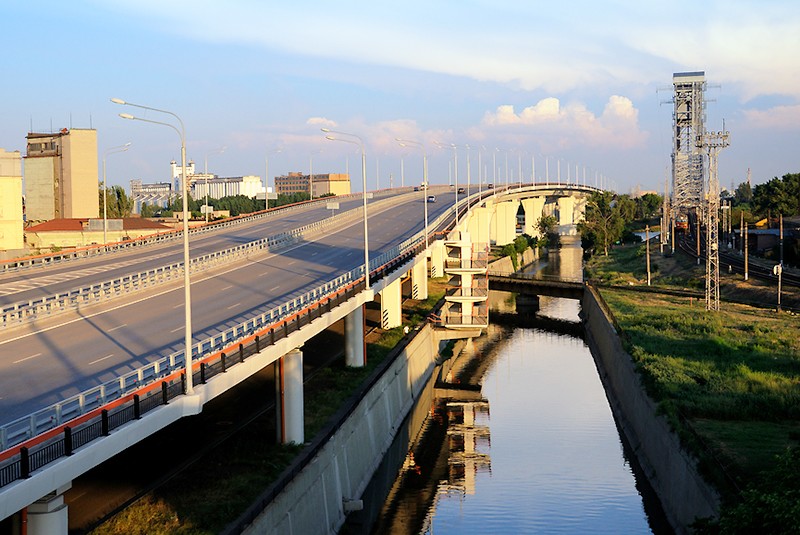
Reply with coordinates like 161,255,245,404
275,348,304,445
557,196,576,226
467,205,491,245
429,241,445,278
380,277,403,329
521,197,546,237
411,258,428,300
493,201,518,246
344,305,366,368
27,483,71,535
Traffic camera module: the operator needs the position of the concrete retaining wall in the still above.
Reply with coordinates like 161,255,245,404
240,323,439,535
489,247,540,273
581,285,720,533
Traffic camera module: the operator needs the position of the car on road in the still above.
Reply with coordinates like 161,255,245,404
487,183,494,189
427,195,436,202
457,187,465,194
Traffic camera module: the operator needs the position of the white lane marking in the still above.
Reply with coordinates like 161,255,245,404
258,272,269,277
14,353,41,364
88,354,114,365
107,324,127,332
0,235,320,346
269,286,280,291
227,302,241,310
173,303,183,309
287,260,296,265
220,285,233,291
170,326,183,333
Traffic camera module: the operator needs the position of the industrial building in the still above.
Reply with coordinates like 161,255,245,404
0,148,24,253
24,129,99,222
274,172,350,197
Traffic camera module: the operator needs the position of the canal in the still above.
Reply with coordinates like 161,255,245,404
343,243,671,534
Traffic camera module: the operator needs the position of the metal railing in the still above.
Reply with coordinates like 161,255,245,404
1,190,407,276
1,195,406,328
0,190,459,488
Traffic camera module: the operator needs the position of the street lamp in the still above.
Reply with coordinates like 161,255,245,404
204,146,226,223
322,128,370,289
309,149,322,200
435,141,459,221
396,138,429,251
112,97,195,395
102,142,131,245
265,147,282,209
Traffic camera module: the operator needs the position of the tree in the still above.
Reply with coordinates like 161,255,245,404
635,193,662,220
577,191,625,256
733,181,753,207
99,185,135,218
752,173,800,218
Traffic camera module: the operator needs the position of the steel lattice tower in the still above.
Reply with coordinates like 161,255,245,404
671,72,707,215
697,130,730,311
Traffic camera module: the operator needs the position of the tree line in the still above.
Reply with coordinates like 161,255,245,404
99,185,321,219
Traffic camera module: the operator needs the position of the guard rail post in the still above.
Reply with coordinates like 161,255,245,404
20,447,30,479
101,410,110,436
133,394,141,420
161,381,169,405
64,426,73,456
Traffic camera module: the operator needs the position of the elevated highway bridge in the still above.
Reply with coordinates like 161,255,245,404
0,182,597,533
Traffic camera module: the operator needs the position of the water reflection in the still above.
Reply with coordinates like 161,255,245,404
356,245,670,534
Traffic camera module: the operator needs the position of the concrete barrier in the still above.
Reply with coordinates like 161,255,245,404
235,323,440,535
581,285,720,533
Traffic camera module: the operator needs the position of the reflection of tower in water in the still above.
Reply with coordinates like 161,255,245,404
444,401,491,496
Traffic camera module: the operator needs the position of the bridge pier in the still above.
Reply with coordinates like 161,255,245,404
26,483,71,535
344,305,366,368
379,277,403,329
411,257,428,301
492,200,518,246
521,197,545,236
467,204,492,245
557,196,576,235
429,241,445,278
275,348,304,445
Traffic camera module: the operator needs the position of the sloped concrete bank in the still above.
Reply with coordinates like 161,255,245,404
225,322,444,535
581,284,720,533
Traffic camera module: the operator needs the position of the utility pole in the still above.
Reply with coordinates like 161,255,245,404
744,222,749,281
646,225,651,286
697,129,730,311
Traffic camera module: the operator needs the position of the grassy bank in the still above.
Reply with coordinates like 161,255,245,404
90,282,447,534
587,243,800,532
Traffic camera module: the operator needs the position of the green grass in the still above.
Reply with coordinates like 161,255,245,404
587,243,800,528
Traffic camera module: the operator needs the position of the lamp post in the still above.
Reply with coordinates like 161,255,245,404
435,141,459,221
112,97,195,395
102,142,131,245
204,146,226,223
322,128,370,289
309,149,322,200
265,147,282,209
396,138,429,250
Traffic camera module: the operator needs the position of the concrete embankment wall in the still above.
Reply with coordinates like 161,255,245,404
237,322,440,535
581,285,720,533
488,247,540,272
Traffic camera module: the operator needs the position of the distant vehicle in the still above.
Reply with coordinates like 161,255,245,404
427,195,436,203
413,186,419,192
676,215,689,233
457,187,465,194
487,183,494,189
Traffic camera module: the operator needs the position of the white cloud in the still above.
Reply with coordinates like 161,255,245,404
306,117,337,128
742,105,800,129
482,96,647,149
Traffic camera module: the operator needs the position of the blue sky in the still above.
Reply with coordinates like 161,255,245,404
3,0,798,193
